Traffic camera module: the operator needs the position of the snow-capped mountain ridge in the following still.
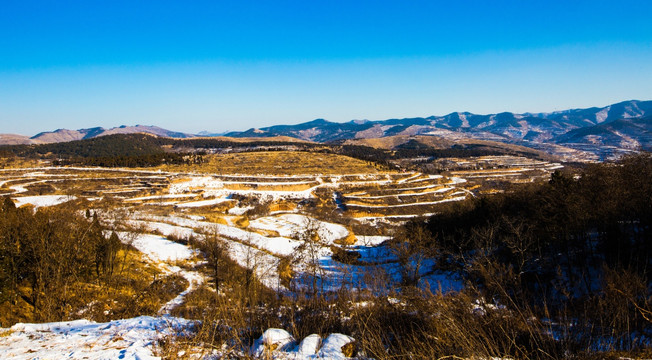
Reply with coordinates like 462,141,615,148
225,100,652,148
2,101,650,159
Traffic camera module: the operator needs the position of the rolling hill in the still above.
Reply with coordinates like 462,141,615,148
223,100,652,159
225,100,652,144
28,125,192,144
2,100,651,160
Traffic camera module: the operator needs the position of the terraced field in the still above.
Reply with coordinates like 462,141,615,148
338,173,471,221
0,154,562,293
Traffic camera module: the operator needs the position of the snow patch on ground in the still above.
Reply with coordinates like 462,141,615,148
174,197,232,208
125,233,196,262
158,266,205,315
248,214,349,244
596,107,610,123
228,205,254,215
12,194,77,208
396,173,424,184
0,316,195,360
227,240,284,290
345,187,453,199
251,328,295,357
318,333,356,359
346,195,467,208
355,235,391,246
125,194,197,202
169,176,318,200
127,220,197,240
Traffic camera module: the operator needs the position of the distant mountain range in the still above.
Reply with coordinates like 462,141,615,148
226,100,651,143
2,100,650,160
0,125,192,145
224,100,652,159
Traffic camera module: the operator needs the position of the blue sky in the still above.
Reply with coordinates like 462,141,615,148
1,0,651,135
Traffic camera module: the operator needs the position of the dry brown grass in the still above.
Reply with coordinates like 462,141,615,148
248,227,282,238
222,182,317,191
268,202,297,213
198,213,229,225
334,230,357,246
344,135,550,157
234,216,250,228
344,135,454,150
0,246,186,327
0,157,44,169
69,249,189,322
347,210,387,218
160,151,386,175
184,135,311,143
170,177,192,184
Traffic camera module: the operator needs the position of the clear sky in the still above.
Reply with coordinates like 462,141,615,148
1,0,651,135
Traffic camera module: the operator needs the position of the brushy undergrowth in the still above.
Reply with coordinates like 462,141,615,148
160,154,652,359
0,201,188,326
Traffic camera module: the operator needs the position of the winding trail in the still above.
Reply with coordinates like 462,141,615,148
118,232,206,315
158,265,204,315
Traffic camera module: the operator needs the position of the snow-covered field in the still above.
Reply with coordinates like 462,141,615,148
127,233,197,262
0,164,563,291
0,166,496,296
0,319,357,360
12,194,76,208
0,316,196,360
249,214,350,244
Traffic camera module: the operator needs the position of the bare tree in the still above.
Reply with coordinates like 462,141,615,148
294,218,326,297
202,231,229,292
242,242,260,305
388,222,437,288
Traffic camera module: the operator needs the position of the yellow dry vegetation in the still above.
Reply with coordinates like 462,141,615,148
161,151,386,175
0,247,179,326
223,182,316,192
216,201,237,212
343,191,367,197
389,186,446,196
450,168,525,175
334,229,357,246
234,216,249,228
179,200,234,213
345,135,550,158
268,202,297,213
170,177,192,184
345,198,390,207
200,213,229,225
480,189,505,194
248,227,282,238
341,342,356,358
348,210,387,218
277,258,294,288
0,157,44,169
